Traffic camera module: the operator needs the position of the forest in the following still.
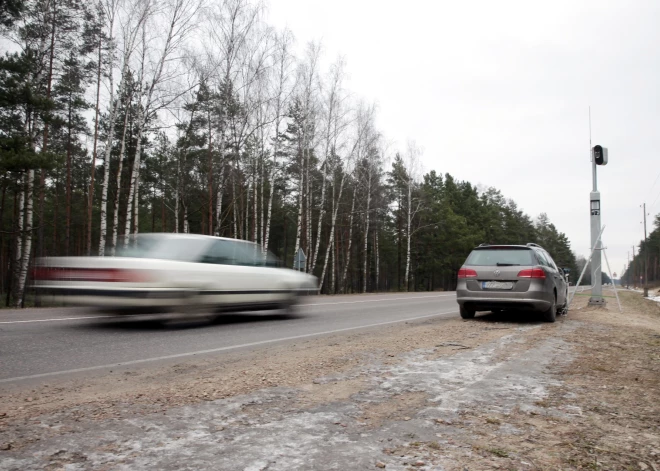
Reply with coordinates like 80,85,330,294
0,0,578,307
623,214,660,289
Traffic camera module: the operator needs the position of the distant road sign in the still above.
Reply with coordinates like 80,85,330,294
294,248,306,270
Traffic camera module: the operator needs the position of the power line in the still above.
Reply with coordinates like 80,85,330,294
648,169,660,201
651,187,660,213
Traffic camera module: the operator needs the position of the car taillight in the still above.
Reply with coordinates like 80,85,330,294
31,267,151,283
458,268,478,279
517,268,546,279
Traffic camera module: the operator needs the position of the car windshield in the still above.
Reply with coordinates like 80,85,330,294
116,235,207,262
465,248,534,266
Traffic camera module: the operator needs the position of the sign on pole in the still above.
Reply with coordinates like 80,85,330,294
294,248,306,271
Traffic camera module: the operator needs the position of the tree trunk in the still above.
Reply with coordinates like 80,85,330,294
207,112,213,235
16,170,34,307
362,170,372,293
259,154,264,246
174,156,180,234
38,3,57,266
123,106,144,247
320,171,345,292
253,164,258,243
110,109,130,256
263,132,279,254
245,177,250,240
340,187,356,292
404,182,412,290
13,180,25,306
65,103,73,256
132,170,140,240
232,171,238,239
375,228,380,292
293,151,304,269
305,148,312,273
214,166,225,236
311,158,327,273
87,37,103,255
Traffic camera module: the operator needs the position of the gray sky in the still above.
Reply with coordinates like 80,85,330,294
267,0,660,277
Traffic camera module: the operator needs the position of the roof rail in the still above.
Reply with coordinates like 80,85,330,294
526,242,543,248
478,243,490,247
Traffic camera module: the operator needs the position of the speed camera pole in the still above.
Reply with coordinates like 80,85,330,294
589,144,608,306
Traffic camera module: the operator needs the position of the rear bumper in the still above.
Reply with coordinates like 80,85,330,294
456,289,552,312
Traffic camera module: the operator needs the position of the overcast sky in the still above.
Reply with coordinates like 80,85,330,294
266,0,660,279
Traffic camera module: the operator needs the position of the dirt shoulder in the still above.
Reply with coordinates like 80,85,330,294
1,290,659,470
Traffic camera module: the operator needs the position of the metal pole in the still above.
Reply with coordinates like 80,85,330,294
589,151,604,305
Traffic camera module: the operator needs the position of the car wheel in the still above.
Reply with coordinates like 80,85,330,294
557,289,569,316
281,293,300,317
460,306,475,319
542,295,557,323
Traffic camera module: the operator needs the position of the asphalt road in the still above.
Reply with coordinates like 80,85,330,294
0,292,459,384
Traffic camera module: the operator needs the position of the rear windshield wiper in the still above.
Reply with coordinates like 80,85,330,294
496,263,520,266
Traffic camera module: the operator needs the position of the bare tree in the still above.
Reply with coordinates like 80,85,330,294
292,41,320,270
263,29,294,255
123,0,203,247
311,57,345,274
99,0,149,255
206,0,261,236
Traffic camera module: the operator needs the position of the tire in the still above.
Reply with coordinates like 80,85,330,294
557,289,569,316
542,295,557,323
281,293,300,317
460,306,476,319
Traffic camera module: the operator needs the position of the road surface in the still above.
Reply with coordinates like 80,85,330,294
0,292,459,384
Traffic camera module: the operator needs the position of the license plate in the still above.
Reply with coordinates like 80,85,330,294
482,281,513,290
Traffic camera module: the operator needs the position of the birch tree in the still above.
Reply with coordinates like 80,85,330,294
206,0,261,236
123,0,203,247
16,170,34,307
403,140,422,290
310,57,345,274
262,28,294,255
292,42,320,270
98,0,149,255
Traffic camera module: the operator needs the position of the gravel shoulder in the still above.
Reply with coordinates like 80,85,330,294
1,290,659,470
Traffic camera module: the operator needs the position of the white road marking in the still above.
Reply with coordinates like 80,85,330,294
0,294,456,325
301,294,455,306
0,315,116,324
0,309,458,383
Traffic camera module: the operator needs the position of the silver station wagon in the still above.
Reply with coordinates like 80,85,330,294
456,243,569,322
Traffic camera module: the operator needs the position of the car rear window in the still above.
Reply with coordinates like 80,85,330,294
465,249,534,266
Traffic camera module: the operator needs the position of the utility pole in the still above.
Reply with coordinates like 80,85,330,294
643,203,649,297
627,251,630,288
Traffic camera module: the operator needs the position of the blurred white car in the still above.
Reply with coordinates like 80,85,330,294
32,233,318,315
